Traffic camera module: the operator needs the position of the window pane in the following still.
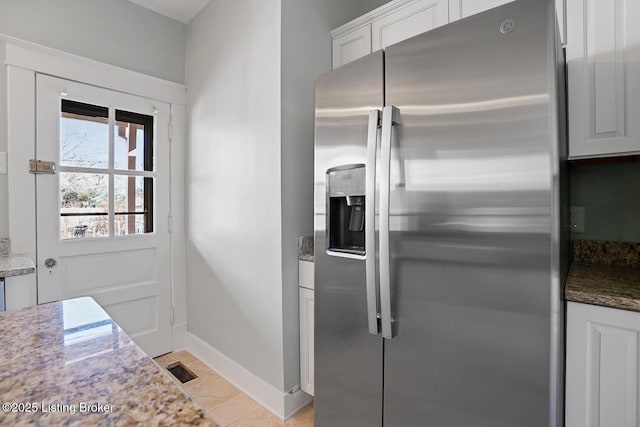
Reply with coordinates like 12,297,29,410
114,110,154,171
115,214,147,236
60,216,109,240
60,100,109,169
114,175,153,235
60,172,108,240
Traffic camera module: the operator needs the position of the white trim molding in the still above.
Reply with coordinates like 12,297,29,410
6,65,37,308
172,322,188,350
186,332,312,420
1,34,186,105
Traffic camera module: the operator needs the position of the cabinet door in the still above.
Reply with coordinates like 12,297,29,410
371,0,448,52
299,287,314,395
566,302,640,427
332,26,372,69
448,0,514,21
298,260,314,290
567,0,640,158
449,0,565,44
4,276,35,311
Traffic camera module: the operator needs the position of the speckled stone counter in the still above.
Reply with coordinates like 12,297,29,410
566,240,640,312
573,240,640,267
0,238,9,257
0,254,36,278
298,236,314,262
566,263,640,312
0,297,214,426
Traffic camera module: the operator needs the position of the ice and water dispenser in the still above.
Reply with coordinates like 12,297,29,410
326,164,365,256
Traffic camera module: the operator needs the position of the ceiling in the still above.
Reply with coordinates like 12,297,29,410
127,0,210,24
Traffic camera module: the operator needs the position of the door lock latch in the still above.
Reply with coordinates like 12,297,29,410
29,160,56,174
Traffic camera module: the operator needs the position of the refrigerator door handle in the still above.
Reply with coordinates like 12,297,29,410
365,109,381,335
380,105,398,339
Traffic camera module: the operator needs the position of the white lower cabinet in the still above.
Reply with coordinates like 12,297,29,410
4,275,36,311
566,302,640,427
299,260,314,395
299,287,314,396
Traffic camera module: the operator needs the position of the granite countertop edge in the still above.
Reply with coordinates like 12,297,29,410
0,254,36,278
565,262,640,313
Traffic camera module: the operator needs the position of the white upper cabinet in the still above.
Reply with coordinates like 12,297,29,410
371,0,448,51
448,0,513,22
332,0,565,69
332,26,372,70
449,0,565,44
332,0,447,69
567,0,640,158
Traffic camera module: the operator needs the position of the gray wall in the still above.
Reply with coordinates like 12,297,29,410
186,0,285,390
186,0,389,393
0,0,186,83
570,160,640,242
280,0,390,391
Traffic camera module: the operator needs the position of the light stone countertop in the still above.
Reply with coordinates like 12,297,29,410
0,297,215,426
298,236,314,262
565,263,640,312
0,254,36,278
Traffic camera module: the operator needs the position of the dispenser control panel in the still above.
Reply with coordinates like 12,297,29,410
326,164,366,257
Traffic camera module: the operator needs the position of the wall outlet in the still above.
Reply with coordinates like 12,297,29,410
570,206,585,233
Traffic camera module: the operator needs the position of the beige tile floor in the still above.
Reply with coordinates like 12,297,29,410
154,350,314,427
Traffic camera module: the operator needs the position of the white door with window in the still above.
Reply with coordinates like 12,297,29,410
35,74,172,357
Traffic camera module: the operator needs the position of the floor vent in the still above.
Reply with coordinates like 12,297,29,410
167,361,197,383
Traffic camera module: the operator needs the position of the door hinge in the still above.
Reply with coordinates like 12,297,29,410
168,122,174,141
170,306,175,325
29,159,56,174
168,215,174,233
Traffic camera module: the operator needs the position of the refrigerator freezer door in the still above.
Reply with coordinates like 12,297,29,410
382,1,562,426
314,51,384,427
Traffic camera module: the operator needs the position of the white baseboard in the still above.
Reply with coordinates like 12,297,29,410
185,332,312,420
172,322,188,351
284,388,314,420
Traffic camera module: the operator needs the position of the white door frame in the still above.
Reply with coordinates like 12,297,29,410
3,36,188,350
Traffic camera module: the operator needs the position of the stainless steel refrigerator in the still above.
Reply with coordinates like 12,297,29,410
313,1,568,426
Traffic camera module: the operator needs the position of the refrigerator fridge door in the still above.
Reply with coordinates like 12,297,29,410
314,51,384,427
382,1,563,426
